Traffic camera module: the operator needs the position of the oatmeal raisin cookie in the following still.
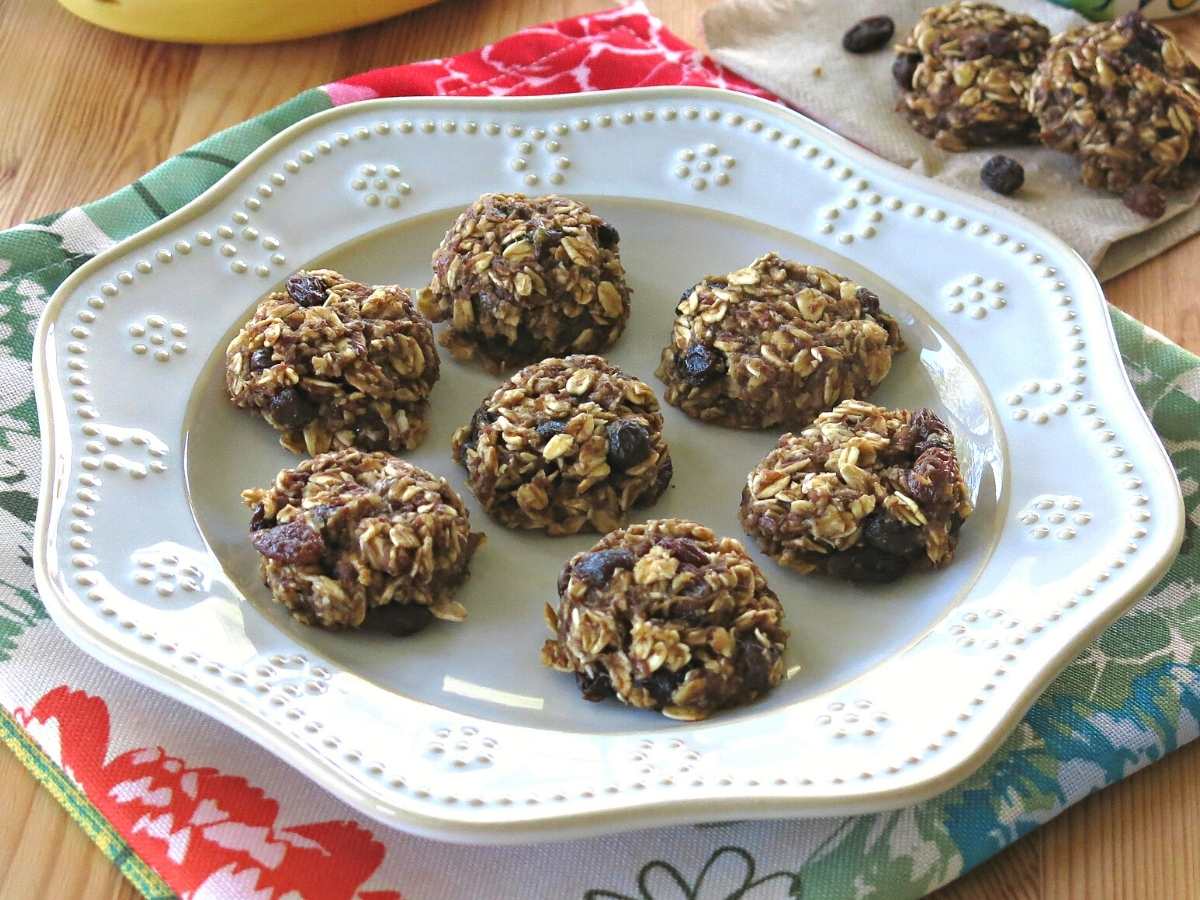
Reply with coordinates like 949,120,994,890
243,450,483,630
541,518,788,720
419,193,630,372
226,269,438,454
739,401,972,582
655,253,902,430
454,355,672,535
1029,11,1200,193
894,2,1050,151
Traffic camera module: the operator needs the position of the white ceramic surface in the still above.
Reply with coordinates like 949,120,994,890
33,88,1184,844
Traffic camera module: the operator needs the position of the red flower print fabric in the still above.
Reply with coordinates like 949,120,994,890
17,687,400,900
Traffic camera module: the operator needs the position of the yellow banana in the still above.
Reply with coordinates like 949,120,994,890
57,0,438,44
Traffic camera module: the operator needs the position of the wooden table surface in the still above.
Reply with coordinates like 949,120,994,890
2,0,1198,896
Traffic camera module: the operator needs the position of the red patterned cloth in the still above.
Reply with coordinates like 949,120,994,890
17,688,397,900
322,3,773,105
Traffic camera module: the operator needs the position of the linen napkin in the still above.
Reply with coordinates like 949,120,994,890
2,4,1199,899
704,0,1200,280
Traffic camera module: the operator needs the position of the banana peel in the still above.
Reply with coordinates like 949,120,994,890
57,0,438,44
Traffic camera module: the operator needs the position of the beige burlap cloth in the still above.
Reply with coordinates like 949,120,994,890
703,0,1200,279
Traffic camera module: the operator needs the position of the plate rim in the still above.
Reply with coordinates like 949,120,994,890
31,86,1186,844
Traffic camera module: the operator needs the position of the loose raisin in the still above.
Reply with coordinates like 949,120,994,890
577,668,614,702
573,548,636,586
249,348,274,371
843,16,894,54
251,520,324,565
892,52,921,89
366,602,433,637
595,222,620,248
980,155,1024,195
268,387,317,428
862,511,924,557
1123,183,1166,220
676,343,726,387
285,273,329,307
606,419,652,470
826,548,909,583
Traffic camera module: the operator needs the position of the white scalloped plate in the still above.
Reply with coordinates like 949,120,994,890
33,88,1184,844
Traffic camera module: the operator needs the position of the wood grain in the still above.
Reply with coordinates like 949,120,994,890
2,0,1197,896
0,746,138,899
